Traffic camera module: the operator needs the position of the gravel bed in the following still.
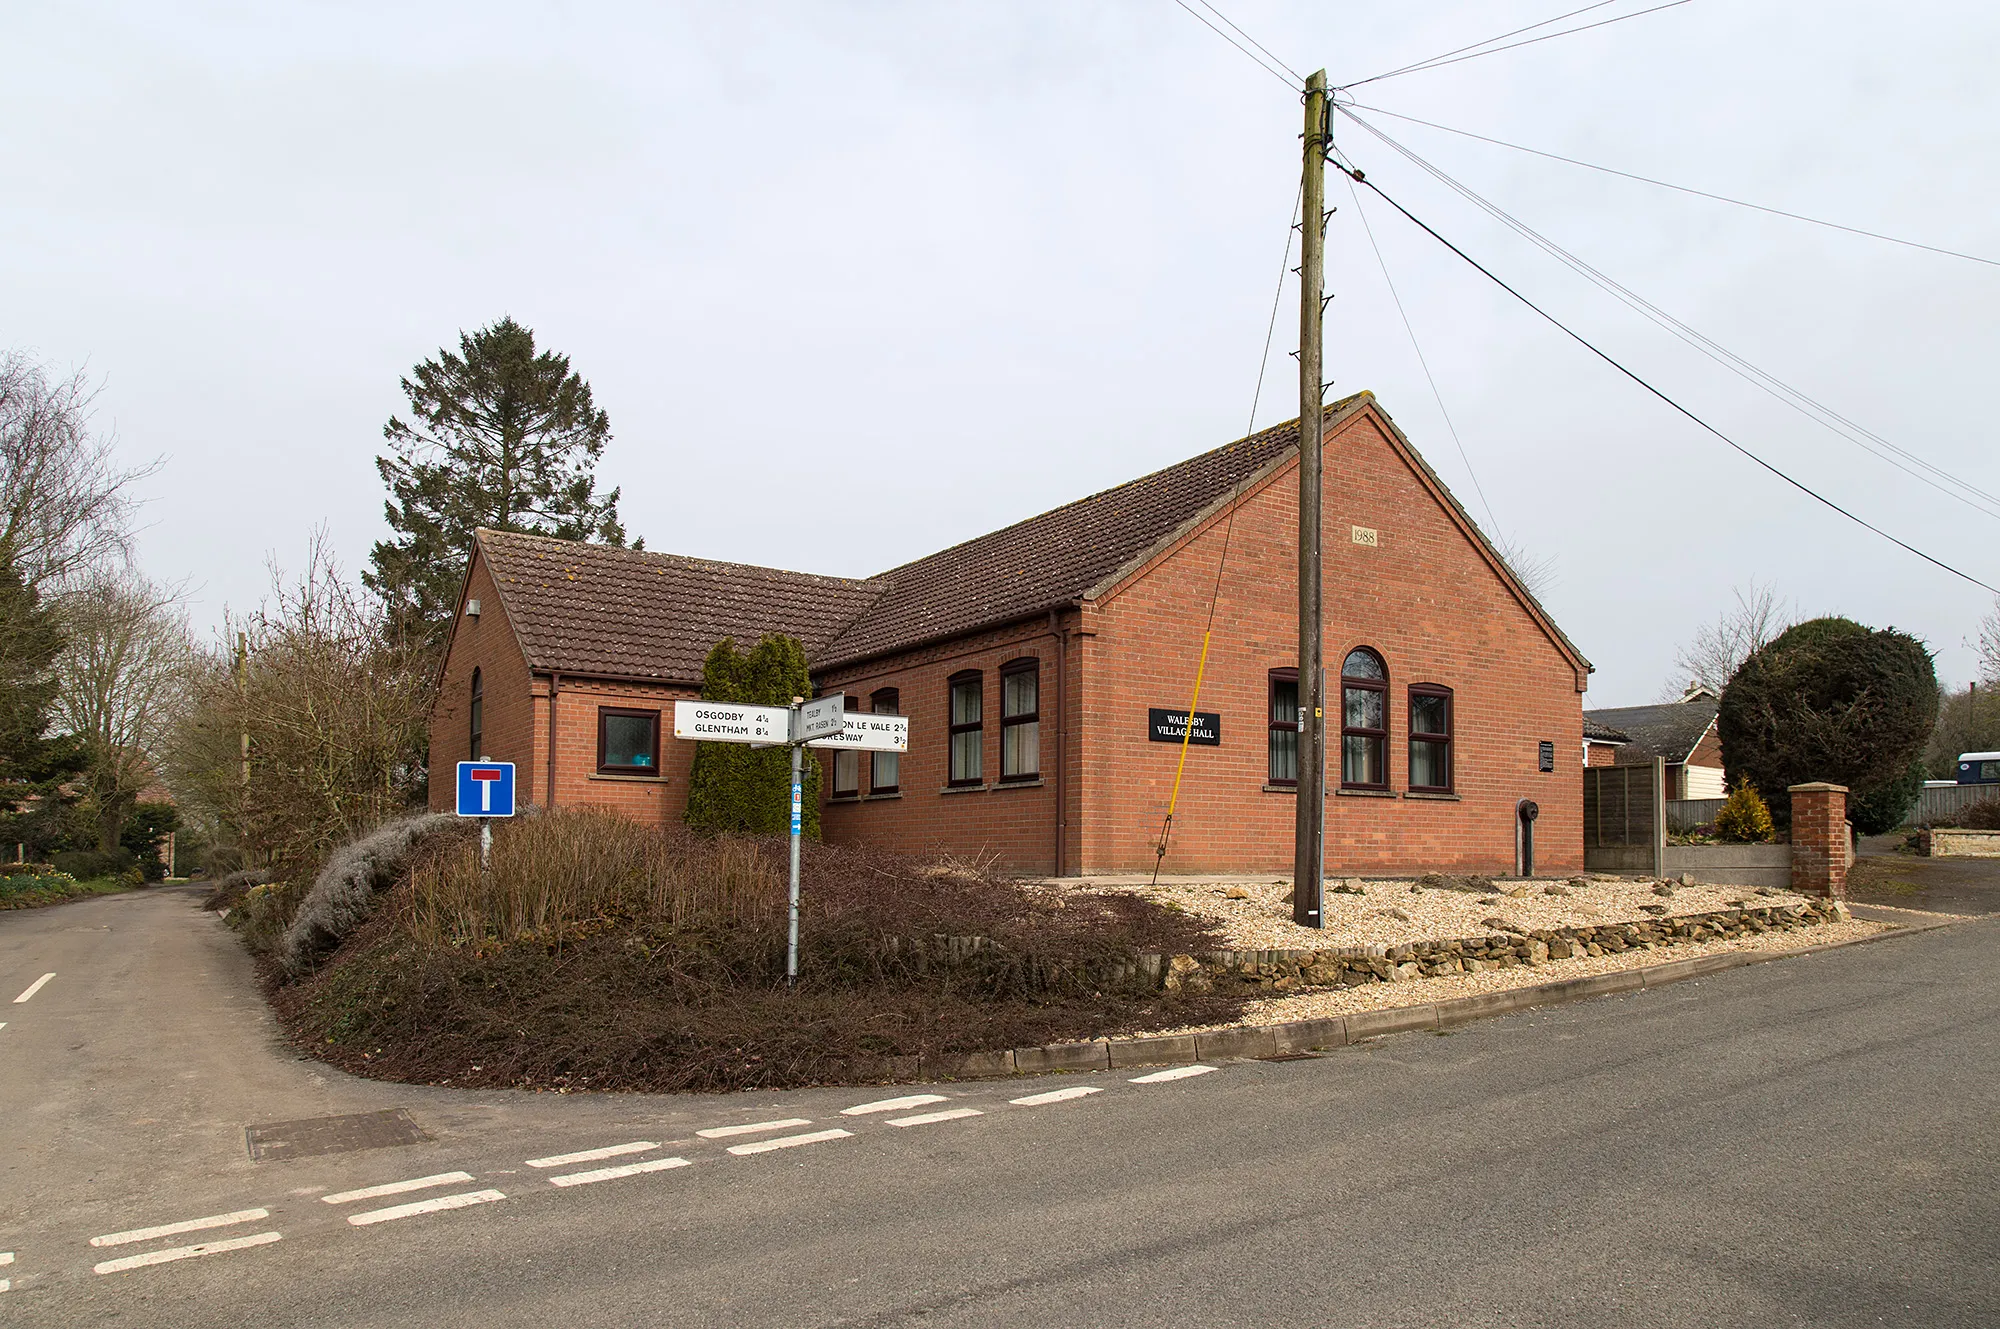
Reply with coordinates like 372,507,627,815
1070,872,1822,950
1150,916,1896,1032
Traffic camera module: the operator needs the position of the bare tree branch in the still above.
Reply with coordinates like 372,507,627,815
0,352,157,593
1666,578,1793,699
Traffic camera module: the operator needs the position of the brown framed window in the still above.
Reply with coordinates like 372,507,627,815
830,749,859,798
1268,668,1299,786
469,667,483,760
870,688,900,793
1409,685,1453,792
1000,658,1040,781
1340,647,1388,789
948,671,983,786
597,707,661,774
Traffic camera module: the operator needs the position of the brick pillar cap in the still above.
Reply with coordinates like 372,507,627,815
1787,781,1849,793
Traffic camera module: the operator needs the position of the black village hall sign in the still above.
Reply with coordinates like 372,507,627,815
1147,708,1221,746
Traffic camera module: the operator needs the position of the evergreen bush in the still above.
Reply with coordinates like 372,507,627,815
1712,778,1774,843
683,635,821,838
1848,759,1927,836
1717,616,1937,831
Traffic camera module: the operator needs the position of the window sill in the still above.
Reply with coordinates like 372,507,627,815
865,791,902,801
1404,790,1461,801
829,793,860,802
993,778,1044,791
1262,783,1327,795
590,772,666,784
1335,787,1397,799
940,783,988,795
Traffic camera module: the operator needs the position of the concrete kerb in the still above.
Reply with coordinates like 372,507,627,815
916,914,1976,1084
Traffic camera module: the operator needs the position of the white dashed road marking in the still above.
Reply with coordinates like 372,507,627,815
726,1129,853,1156
697,1118,813,1139
91,1208,271,1248
841,1094,946,1116
549,1157,692,1188
1011,1085,1105,1106
92,1231,281,1275
346,1189,506,1227
525,1142,659,1169
12,973,54,1004
1130,1064,1217,1084
887,1108,983,1128
1,1249,12,1293
322,1172,476,1205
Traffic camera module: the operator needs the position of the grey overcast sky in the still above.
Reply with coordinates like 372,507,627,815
6,1,1997,704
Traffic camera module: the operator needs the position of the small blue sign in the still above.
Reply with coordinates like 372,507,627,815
456,761,517,818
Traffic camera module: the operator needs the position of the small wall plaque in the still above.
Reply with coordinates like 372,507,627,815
1538,740,1555,772
1351,525,1379,547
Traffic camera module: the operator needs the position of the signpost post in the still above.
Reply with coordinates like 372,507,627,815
670,694,907,987
454,760,517,869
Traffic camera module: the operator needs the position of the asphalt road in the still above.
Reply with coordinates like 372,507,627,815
1,886,1995,1328
1852,837,2000,916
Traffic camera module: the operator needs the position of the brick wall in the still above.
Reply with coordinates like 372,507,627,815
1073,406,1585,876
428,552,539,810
1584,741,1620,768
819,618,1065,873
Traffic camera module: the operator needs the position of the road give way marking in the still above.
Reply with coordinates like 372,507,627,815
526,1141,659,1169
322,1173,474,1205
841,1094,945,1116
727,1129,854,1156
93,1232,281,1276
92,1208,271,1248
347,1190,505,1227
12,973,54,1004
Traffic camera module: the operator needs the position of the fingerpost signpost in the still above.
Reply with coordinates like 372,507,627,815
672,695,911,985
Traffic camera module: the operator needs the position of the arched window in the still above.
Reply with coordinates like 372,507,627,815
999,657,1040,781
1340,647,1387,789
468,667,483,760
1409,685,1453,793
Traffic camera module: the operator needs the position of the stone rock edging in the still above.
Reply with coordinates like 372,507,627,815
904,898,1876,1083
1140,898,1849,995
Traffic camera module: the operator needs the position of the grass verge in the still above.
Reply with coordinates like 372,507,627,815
0,869,136,910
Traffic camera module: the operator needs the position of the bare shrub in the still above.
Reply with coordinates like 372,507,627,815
405,807,782,949
165,534,433,880
277,813,466,975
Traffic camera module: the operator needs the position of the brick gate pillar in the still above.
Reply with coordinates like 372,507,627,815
1788,782,1850,898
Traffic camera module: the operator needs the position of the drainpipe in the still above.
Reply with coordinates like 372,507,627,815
1051,607,1068,876
546,672,560,808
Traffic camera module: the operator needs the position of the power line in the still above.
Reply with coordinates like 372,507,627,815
1346,0,1622,86
1188,0,1302,84
1171,0,1299,89
1347,102,2000,268
1345,175,1503,538
1341,0,1693,90
1337,107,2000,522
1334,159,1998,595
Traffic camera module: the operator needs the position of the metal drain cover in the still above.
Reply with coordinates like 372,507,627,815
245,1108,431,1161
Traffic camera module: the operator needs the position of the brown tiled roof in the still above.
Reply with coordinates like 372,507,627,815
474,391,1591,684
817,399,1367,666
476,530,882,684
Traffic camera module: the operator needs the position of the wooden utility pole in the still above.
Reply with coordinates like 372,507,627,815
1292,69,1329,927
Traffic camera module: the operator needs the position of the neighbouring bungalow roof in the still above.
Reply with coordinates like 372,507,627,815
1583,698,1718,765
470,393,1592,686
1583,717,1631,744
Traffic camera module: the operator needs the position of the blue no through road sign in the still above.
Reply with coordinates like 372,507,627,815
456,761,517,817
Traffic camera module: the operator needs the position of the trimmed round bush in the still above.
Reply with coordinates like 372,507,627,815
1718,617,1937,831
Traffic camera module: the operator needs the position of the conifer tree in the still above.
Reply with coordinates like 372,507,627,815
365,317,635,650
0,541,85,831
684,635,821,838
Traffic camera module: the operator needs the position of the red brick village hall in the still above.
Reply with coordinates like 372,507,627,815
427,392,1593,877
